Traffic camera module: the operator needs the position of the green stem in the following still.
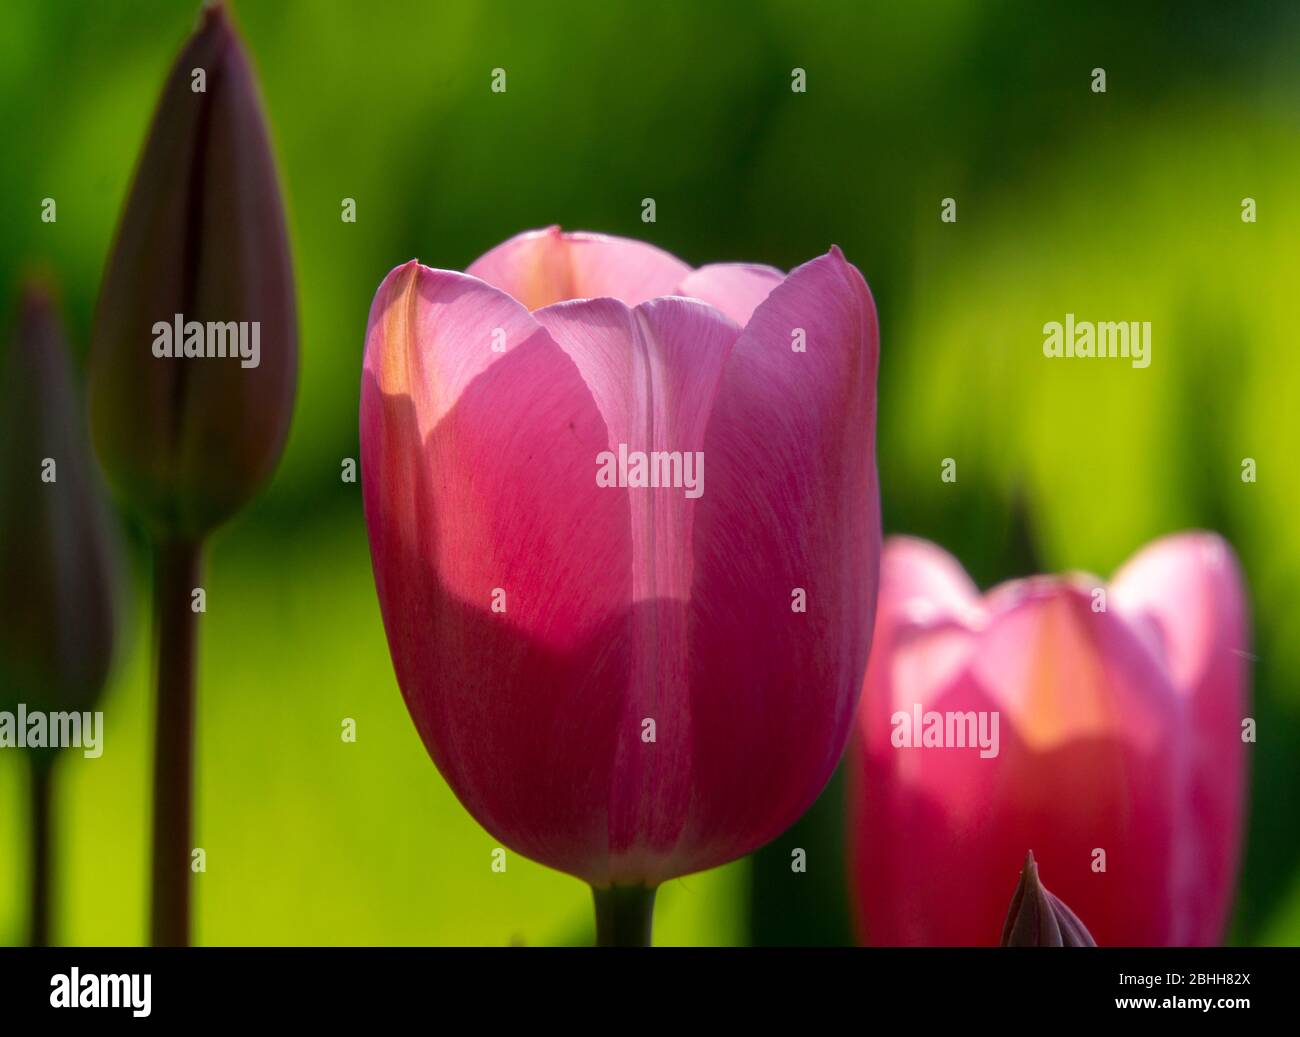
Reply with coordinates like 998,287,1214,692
28,755,55,946
149,538,203,947
592,885,657,947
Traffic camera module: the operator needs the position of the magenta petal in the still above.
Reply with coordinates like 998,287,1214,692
466,226,692,311
683,247,880,867
677,263,785,326
532,295,741,879
361,261,637,882
971,579,1174,752
875,536,981,647
1111,533,1249,702
1112,532,1250,943
854,537,983,723
532,296,738,604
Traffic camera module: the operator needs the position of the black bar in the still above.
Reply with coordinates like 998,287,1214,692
0,947,1288,1023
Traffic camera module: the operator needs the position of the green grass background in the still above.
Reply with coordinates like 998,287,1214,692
0,0,1297,944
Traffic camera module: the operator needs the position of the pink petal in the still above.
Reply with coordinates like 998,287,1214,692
531,296,739,606
360,261,637,882
1111,532,1250,943
682,247,881,867
1111,533,1249,702
852,576,1182,946
530,295,741,879
972,579,1171,753
465,226,692,311
876,536,981,644
676,262,785,326
852,538,984,719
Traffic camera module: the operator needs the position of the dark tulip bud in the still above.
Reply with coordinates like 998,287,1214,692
1001,851,1097,947
0,279,119,716
89,1,296,540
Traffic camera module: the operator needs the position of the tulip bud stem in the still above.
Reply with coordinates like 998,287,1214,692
592,885,657,947
27,755,55,946
149,538,204,947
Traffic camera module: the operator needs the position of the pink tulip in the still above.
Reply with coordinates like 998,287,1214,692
848,533,1249,946
360,228,880,908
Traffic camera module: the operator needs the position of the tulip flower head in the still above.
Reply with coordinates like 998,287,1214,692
361,227,880,892
848,534,1249,946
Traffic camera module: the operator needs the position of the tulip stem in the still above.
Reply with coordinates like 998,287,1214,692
592,885,657,947
28,755,55,946
149,538,203,947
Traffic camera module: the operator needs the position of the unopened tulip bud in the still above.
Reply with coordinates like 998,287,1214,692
1001,851,1097,947
0,277,120,947
0,280,118,715
89,1,296,540
88,1,296,946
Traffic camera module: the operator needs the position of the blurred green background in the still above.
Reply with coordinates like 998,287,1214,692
1,0,1297,945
